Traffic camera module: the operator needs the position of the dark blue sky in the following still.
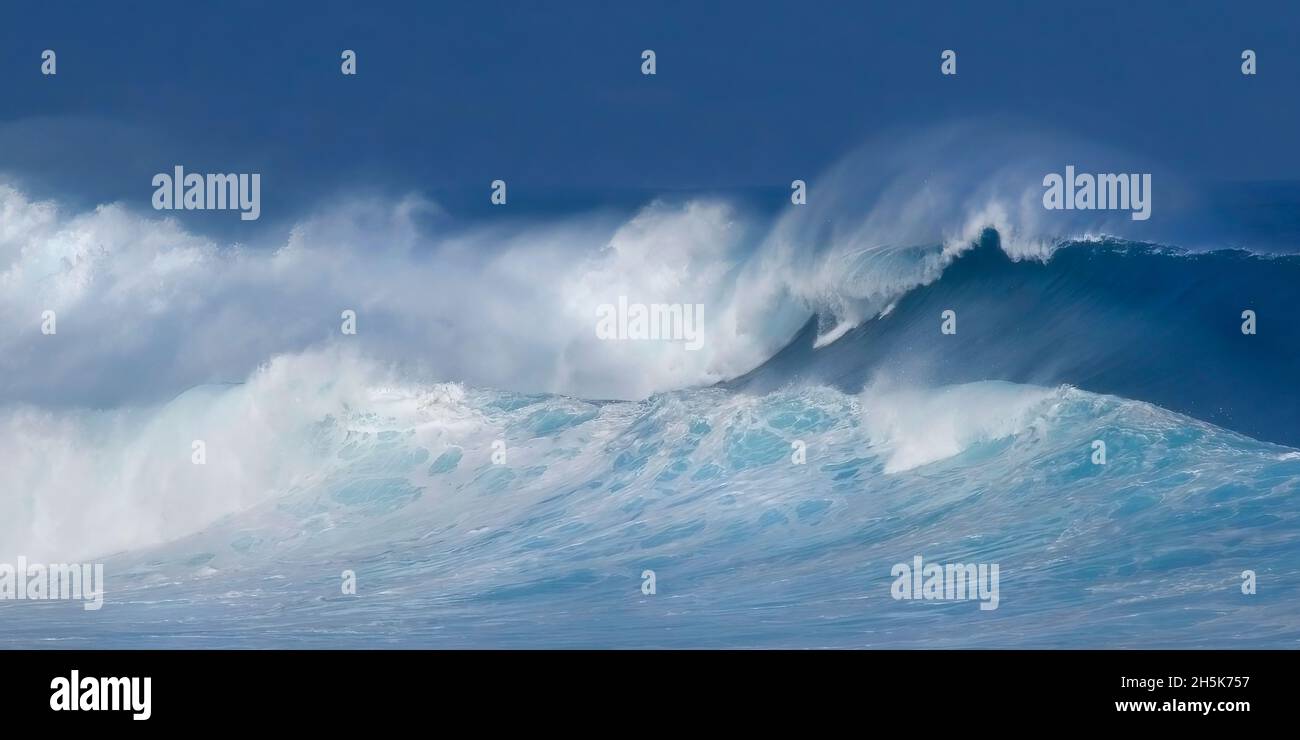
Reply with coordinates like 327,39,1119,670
1,0,1297,234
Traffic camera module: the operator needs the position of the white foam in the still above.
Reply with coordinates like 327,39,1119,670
861,380,1060,473
0,123,1160,408
0,348,482,562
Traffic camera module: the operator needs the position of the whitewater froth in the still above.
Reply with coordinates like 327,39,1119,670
4,352,1299,647
2,123,1180,411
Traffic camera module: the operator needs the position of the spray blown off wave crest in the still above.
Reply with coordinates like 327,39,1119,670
1,124,1195,408
734,234,1300,448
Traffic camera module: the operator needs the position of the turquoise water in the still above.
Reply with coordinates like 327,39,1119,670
5,379,1297,648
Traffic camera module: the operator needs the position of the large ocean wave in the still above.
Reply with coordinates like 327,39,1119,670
2,127,1298,647
3,350,1297,647
731,232,1300,449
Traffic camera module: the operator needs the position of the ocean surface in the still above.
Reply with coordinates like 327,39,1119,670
3,231,1298,648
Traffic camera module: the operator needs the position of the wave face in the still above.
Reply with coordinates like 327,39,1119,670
3,352,1299,648
731,232,1300,449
